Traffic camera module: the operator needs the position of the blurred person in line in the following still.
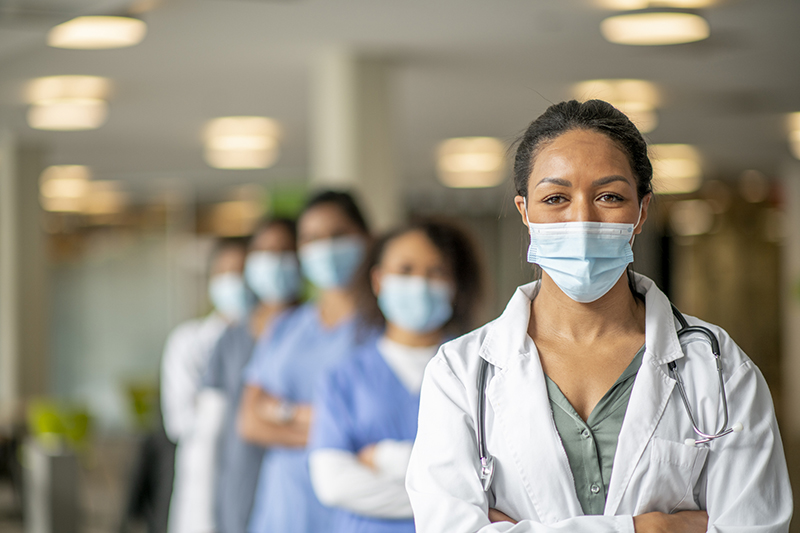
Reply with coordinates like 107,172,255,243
238,190,374,533
308,219,484,533
163,238,249,533
195,218,301,533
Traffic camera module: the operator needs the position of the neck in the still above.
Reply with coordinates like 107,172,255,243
530,272,644,344
249,301,290,338
318,288,355,328
384,323,443,347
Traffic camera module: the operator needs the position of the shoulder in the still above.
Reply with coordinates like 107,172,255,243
680,313,757,383
428,319,497,389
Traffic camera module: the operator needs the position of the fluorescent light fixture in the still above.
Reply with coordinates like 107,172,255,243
572,79,660,132
26,76,111,131
39,165,91,211
204,116,281,169
650,144,702,194
596,0,716,9
437,137,506,188
28,99,108,131
48,16,147,50
670,199,714,236
601,11,710,45
26,75,110,102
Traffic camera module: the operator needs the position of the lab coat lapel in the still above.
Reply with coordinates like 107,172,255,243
489,352,585,522
481,283,583,522
605,275,684,516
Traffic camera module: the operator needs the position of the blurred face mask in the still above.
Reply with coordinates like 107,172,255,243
524,199,641,303
299,235,365,289
208,272,248,321
245,251,301,303
377,274,454,333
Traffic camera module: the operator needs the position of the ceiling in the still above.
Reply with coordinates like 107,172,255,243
0,0,799,206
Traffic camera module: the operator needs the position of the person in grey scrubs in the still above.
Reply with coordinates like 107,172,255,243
200,218,301,533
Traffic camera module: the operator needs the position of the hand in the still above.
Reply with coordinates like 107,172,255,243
293,404,312,425
633,511,708,533
357,444,377,469
489,508,517,524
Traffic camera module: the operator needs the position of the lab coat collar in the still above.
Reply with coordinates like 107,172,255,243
478,273,685,369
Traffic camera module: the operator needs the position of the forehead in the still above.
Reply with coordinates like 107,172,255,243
532,129,634,181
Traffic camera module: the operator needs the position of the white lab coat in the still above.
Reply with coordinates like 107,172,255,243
406,274,792,532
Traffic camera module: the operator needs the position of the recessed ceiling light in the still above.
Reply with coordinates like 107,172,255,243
26,76,111,131
436,137,506,188
204,116,281,169
48,16,147,50
601,11,710,45
596,0,716,9
649,144,702,194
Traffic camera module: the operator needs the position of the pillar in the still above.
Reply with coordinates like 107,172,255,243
781,159,800,438
310,48,402,231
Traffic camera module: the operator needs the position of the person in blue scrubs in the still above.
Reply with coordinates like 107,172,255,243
238,191,373,533
199,218,300,533
308,220,485,533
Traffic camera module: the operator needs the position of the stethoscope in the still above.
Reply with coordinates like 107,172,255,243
475,304,743,493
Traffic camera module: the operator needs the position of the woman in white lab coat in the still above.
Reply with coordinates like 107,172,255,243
405,100,792,532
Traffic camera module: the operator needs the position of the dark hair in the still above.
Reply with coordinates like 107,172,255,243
208,237,247,273
354,219,485,337
248,217,297,250
513,99,653,201
300,190,369,234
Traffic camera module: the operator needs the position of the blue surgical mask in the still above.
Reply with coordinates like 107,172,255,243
245,251,301,303
208,272,248,320
378,274,454,333
299,236,365,289
524,200,641,303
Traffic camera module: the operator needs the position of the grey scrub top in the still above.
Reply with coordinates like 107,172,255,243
202,320,264,533
544,344,645,515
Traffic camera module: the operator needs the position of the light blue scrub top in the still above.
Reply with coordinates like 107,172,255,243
310,337,420,533
244,303,374,533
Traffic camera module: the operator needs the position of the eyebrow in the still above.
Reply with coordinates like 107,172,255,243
533,175,630,189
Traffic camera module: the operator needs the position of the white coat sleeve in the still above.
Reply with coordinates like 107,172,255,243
406,355,635,533
161,323,200,443
309,448,413,519
703,340,792,531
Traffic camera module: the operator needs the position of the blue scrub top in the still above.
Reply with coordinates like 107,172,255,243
310,338,420,533
244,303,375,533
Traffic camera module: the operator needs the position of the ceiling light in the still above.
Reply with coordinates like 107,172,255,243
39,165,91,211
572,79,660,133
437,137,506,188
596,0,716,9
204,116,281,170
601,11,710,45
28,99,108,131
48,16,147,50
788,113,800,160
649,144,702,194
26,76,111,131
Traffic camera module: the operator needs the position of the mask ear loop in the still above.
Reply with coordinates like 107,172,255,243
522,197,531,229
630,196,647,246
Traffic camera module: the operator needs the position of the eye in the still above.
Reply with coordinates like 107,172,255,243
597,193,625,203
542,194,567,205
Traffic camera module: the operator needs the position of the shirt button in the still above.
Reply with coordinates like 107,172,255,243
590,484,601,494
581,429,591,439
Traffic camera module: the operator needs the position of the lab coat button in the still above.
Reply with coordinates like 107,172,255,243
581,429,591,439
590,484,601,494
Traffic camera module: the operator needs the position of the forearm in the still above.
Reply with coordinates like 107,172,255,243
310,449,413,519
237,385,310,447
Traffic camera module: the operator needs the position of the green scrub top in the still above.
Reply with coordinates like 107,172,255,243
544,345,645,515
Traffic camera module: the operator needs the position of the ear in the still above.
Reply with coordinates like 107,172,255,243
370,266,382,297
514,195,530,230
634,193,652,235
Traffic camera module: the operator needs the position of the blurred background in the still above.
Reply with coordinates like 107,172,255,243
0,0,799,531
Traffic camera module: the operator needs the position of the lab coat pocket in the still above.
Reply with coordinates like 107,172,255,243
638,437,709,514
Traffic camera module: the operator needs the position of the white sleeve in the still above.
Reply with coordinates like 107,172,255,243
161,324,200,443
309,448,413,519
168,388,227,533
406,355,635,533
703,338,792,531
373,440,413,481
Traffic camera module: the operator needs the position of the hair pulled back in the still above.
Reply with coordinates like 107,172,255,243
513,100,653,201
300,190,369,234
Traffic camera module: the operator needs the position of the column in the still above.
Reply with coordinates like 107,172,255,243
781,159,800,438
310,48,402,231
